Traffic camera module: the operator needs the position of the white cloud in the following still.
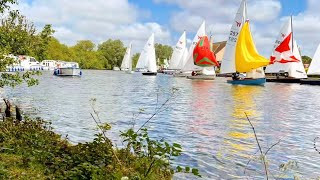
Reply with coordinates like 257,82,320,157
11,0,320,57
13,0,171,53
155,0,320,57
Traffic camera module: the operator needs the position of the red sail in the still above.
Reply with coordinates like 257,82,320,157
193,36,219,67
270,32,300,64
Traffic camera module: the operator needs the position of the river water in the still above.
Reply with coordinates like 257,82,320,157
3,70,320,179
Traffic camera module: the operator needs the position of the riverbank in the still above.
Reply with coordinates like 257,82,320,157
0,99,200,180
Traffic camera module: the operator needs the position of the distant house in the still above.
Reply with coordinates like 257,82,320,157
211,41,227,64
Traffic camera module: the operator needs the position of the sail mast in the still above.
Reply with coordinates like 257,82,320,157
291,15,294,52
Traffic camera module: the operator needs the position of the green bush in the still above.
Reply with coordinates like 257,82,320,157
0,117,199,179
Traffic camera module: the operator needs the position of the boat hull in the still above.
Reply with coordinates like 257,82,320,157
54,68,82,76
163,69,177,75
266,78,301,83
142,72,157,76
187,75,215,80
125,70,134,74
135,68,147,72
227,78,266,85
300,79,320,85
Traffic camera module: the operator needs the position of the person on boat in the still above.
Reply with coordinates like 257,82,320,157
232,72,240,80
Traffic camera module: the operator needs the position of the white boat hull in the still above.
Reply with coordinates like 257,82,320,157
54,68,82,76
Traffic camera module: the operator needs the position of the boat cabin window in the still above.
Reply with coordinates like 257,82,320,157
30,58,36,62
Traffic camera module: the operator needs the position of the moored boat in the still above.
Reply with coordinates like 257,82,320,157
6,55,43,72
41,60,57,70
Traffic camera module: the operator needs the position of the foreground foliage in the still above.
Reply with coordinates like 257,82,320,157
0,116,199,179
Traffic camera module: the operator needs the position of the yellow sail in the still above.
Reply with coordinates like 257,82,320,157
235,21,270,73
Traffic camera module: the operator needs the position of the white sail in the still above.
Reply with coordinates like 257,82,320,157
220,0,247,74
164,58,169,69
265,18,292,73
120,57,126,71
136,34,154,70
307,43,320,75
181,21,206,72
288,40,307,78
177,48,189,70
127,43,133,71
169,31,187,70
145,33,157,72
121,42,132,70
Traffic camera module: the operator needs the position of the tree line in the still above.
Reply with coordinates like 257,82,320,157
46,38,173,69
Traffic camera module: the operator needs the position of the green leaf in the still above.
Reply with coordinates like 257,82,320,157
173,143,182,149
176,166,182,172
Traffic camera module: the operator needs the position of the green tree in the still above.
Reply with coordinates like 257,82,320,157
31,24,55,61
155,43,173,65
0,0,17,13
46,38,76,61
71,40,104,69
0,1,41,88
0,10,36,55
97,39,126,69
302,55,312,64
132,53,140,69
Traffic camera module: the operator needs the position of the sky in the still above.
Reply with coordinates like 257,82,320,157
12,0,320,57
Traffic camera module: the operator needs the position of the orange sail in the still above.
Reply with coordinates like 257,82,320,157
193,36,219,67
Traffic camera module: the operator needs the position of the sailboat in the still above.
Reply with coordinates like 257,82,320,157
164,31,187,75
135,34,154,72
138,33,157,76
187,35,219,80
301,43,320,85
265,16,307,83
220,0,270,85
175,21,206,77
121,42,133,74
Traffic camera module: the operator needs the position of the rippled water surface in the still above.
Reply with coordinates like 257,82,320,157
4,70,320,179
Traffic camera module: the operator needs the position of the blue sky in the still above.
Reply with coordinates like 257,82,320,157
15,0,320,56
279,0,307,16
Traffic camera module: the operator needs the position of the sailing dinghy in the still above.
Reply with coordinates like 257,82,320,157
163,31,187,75
140,33,157,76
265,16,307,83
220,0,271,85
121,42,134,74
174,21,206,77
301,43,320,85
187,35,219,80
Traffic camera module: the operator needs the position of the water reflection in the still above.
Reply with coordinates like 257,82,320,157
217,86,264,170
189,80,216,137
4,71,320,179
